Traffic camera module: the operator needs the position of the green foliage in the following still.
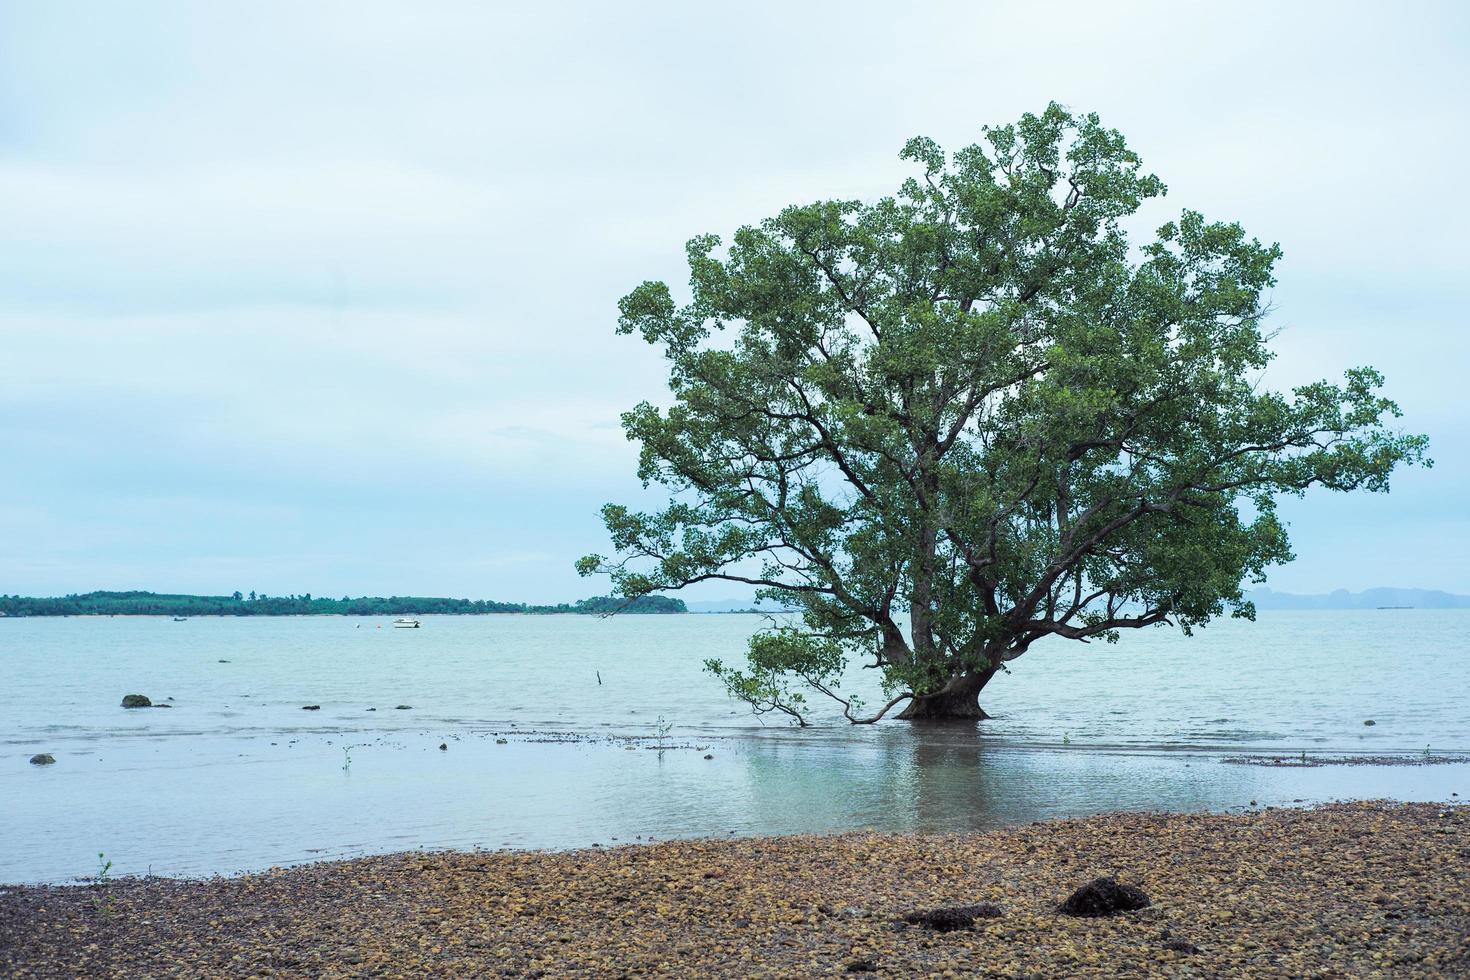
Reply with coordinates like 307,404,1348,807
92,852,115,919
583,103,1429,724
0,591,686,617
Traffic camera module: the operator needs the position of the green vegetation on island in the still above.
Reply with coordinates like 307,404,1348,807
0,590,686,618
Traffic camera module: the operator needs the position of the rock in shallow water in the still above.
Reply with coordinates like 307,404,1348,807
121,694,152,708
29,753,55,765
1058,877,1151,917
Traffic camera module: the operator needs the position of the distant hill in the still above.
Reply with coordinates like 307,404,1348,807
1246,587,1470,610
0,591,686,617
690,590,1470,613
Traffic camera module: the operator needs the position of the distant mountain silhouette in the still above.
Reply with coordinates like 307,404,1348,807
1246,587,1470,610
688,590,1470,613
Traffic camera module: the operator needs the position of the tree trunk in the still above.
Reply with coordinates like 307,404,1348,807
895,668,997,721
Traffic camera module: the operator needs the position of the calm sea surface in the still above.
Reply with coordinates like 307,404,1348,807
3,611,1466,883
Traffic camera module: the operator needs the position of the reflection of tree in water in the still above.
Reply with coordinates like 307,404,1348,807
731,727,1271,838
901,726,1013,833
882,729,1252,832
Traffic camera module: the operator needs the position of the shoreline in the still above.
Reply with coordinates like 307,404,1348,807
3,802,1465,977
7,731,1467,886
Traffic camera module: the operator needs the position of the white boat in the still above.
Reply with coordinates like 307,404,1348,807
392,618,420,629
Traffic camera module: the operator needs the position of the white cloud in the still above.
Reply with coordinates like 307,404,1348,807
1,0,1466,596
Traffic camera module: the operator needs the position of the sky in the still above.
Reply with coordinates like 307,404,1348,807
1,0,1466,602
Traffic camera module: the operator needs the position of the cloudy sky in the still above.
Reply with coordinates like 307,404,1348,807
2,1,1465,602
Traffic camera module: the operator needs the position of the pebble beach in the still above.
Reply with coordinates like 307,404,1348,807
3,801,1466,977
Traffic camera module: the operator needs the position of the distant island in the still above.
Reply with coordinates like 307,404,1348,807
1244,587,1470,610
0,590,686,617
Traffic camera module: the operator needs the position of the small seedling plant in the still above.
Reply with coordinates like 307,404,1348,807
653,715,674,757
92,852,115,919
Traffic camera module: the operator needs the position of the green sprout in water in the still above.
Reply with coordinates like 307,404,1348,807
1062,732,1071,746
341,743,368,772
654,715,673,755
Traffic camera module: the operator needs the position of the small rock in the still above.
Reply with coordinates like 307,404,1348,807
29,753,56,766
1364,719,1376,726
395,705,413,710
1164,939,1201,954
217,659,230,663
901,904,1002,931
844,958,879,973
1059,877,1151,917
439,743,447,751
365,707,376,711
121,694,152,708
302,705,321,711
703,754,714,760
495,738,508,745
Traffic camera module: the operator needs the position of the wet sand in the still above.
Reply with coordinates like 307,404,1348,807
2,801,1466,977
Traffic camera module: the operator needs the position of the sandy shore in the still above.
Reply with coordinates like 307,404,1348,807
2,801,1466,977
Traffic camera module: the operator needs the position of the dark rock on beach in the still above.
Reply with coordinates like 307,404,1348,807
394,705,413,710
902,903,1002,931
1059,876,1151,917
121,694,152,708
302,705,321,711
28,754,55,766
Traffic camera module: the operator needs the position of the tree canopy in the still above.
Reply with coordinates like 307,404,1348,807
579,103,1429,724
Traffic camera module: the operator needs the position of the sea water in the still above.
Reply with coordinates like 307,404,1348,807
2,611,1465,883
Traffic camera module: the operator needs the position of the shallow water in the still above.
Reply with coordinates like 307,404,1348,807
2,611,1466,883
